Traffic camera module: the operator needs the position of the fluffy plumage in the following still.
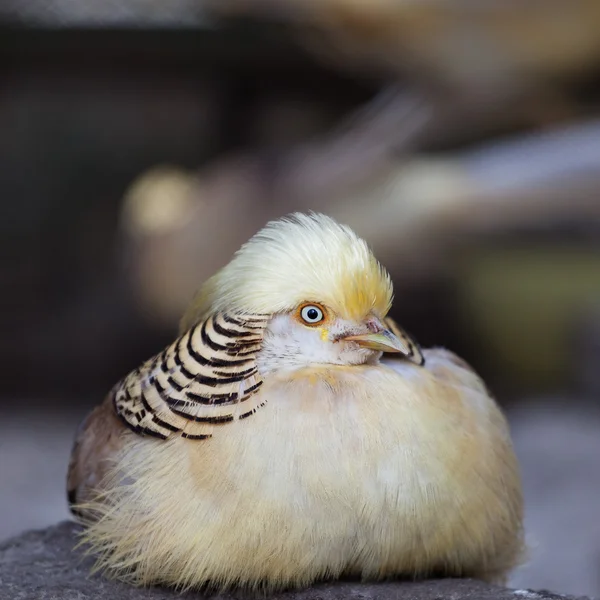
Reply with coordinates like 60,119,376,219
68,212,524,592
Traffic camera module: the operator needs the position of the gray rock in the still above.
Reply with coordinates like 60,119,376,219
0,522,591,600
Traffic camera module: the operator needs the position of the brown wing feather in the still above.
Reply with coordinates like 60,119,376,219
383,316,425,366
67,391,126,514
67,311,269,517
113,312,269,441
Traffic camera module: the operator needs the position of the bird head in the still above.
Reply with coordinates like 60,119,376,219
181,212,413,373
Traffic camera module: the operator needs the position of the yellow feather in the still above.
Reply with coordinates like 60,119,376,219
79,349,523,591
180,212,393,332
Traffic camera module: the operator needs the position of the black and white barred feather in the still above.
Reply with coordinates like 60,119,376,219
113,313,270,441
383,316,425,367
113,312,423,442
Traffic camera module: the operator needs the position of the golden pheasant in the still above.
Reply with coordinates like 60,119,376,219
67,212,524,591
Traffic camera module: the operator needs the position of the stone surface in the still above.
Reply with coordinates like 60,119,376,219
0,522,592,600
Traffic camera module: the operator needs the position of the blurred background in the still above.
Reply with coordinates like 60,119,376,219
1,1,600,596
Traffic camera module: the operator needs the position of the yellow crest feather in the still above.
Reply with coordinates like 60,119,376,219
181,212,393,332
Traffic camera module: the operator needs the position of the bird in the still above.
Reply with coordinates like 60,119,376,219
67,212,524,592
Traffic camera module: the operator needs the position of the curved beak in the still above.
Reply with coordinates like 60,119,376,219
342,328,410,354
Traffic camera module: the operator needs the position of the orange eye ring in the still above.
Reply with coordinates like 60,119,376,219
295,302,328,327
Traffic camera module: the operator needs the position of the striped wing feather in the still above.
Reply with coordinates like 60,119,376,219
113,313,269,441
383,316,425,366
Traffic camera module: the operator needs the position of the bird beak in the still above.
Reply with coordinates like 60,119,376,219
342,328,411,354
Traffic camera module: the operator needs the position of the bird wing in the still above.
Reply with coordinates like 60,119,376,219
67,312,269,515
113,312,270,441
67,391,127,512
383,316,425,366
67,311,417,511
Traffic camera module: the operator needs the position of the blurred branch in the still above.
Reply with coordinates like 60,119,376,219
121,116,600,325
206,0,600,93
329,126,600,278
271,87,432,204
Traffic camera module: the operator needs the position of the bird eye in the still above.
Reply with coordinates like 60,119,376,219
299,304,325,325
